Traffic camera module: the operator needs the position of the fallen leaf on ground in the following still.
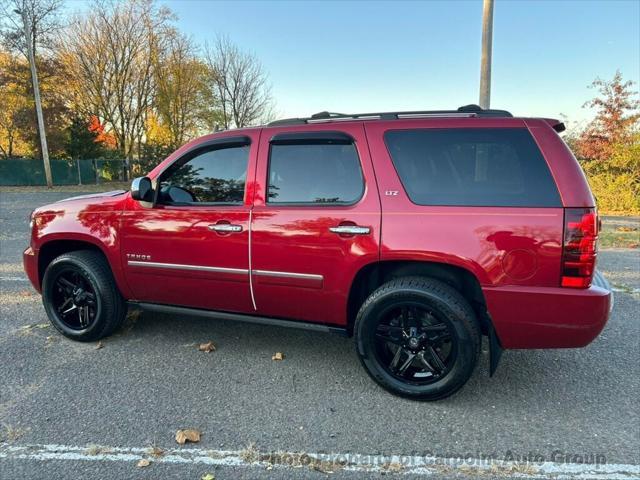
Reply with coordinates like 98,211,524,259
95,341,104,350
175,429,201,444
137,459,150,468
148,445,164,457
272,352,285,361
201,474,215,480
198,341,216,353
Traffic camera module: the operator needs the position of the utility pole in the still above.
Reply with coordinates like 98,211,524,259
16,7,52,187
479,0,494,109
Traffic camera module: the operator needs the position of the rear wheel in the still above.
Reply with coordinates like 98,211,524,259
42,250,127,342
354,277,480,400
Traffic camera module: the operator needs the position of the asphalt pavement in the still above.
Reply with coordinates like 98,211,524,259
1,190,638,479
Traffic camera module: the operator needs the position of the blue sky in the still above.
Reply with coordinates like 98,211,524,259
68,0,640,124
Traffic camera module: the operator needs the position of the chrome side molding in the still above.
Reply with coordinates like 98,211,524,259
127,261,323,283
127,260,248,275
253,270,323,281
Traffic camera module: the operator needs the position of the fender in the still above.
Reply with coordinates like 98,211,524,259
31,192,132,299
36,231,133,300
379,250,491,286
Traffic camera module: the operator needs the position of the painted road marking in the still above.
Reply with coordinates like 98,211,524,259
0,443,638,479
0,277,28,282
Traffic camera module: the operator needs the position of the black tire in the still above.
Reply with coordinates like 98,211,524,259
42,250,127,342
354,276,480,400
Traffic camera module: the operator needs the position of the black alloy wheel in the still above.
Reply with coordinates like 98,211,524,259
355,277,481,400
42,250,127,342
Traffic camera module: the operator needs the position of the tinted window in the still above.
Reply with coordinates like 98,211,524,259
267,143,364,204
384,128,561,207
160,145,249,204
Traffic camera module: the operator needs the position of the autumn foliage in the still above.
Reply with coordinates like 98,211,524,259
570,71,640,214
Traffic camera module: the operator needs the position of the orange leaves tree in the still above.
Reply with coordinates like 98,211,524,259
575,71,639,162
573,71,640,213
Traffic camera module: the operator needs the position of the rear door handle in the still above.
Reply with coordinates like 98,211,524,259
209,224,243,233
329,225,371,235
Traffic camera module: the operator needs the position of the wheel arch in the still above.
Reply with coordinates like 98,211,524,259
347,260,492,336
37,237,131,298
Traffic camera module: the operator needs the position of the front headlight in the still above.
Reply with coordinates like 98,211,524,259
29,210,35,229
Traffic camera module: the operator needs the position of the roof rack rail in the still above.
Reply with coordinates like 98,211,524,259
267,104,513,127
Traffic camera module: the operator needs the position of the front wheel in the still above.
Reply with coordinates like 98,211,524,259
354,277,480,400
42,250,127,342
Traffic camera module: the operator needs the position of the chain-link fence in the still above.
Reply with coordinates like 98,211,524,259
0,159,152,186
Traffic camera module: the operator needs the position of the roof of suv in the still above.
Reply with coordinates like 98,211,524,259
266,104,513,127
264,104,566,133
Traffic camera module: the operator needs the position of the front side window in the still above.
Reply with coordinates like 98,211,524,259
159,145,249,205
267,142,364,204
384,128,561,207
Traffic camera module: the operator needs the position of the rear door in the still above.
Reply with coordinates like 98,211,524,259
250,123,381,326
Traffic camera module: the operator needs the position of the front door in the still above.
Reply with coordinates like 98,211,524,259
120,134,258,313
250,124,381,326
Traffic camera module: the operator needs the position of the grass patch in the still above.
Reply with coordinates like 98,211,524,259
239,442,259,463
84,444,112,455
599,227,639,249
2,423,27,442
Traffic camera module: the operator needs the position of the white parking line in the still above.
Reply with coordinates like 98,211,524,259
0,443,638,479
0,277,28,282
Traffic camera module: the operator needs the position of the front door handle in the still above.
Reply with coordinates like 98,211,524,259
208,224,243,233
329,225,371,235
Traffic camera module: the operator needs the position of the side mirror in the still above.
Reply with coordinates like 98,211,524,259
131,177,153,202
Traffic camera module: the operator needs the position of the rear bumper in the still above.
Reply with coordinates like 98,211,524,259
23,246,41,293
484,273,612,349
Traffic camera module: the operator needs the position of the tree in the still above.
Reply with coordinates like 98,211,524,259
64,116,108,160
0,0,63,58
0,47,68,159
60,0,173,177
574,71,640,162
0,49,30,158
153,31,215,148
205,36,274,129
1,0,64,163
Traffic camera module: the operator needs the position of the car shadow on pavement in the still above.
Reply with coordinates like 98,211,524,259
98,302,630,408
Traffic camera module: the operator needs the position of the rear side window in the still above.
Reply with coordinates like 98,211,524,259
267,143,364,204
384,128,561,207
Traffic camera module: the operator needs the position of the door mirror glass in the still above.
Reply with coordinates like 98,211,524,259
131,176,153,202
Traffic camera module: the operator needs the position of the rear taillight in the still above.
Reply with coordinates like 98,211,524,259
561,208,598,288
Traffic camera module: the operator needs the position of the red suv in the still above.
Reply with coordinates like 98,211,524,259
23,105,612,400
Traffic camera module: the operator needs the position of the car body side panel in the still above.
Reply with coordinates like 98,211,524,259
118,129,261,313
525,118,596,208
250,123,381,326
363,119,601,349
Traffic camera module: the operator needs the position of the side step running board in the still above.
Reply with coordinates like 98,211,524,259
130,302,349,336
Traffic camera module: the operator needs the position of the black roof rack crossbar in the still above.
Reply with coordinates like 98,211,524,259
267,104,512,127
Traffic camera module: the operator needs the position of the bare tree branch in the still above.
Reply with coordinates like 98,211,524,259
204,36,274,129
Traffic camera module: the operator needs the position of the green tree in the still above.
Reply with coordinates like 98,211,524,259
64,116,105,160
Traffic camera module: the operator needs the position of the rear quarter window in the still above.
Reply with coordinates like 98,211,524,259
384,128,561,207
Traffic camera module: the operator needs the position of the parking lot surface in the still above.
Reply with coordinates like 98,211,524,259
1,190,639,479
